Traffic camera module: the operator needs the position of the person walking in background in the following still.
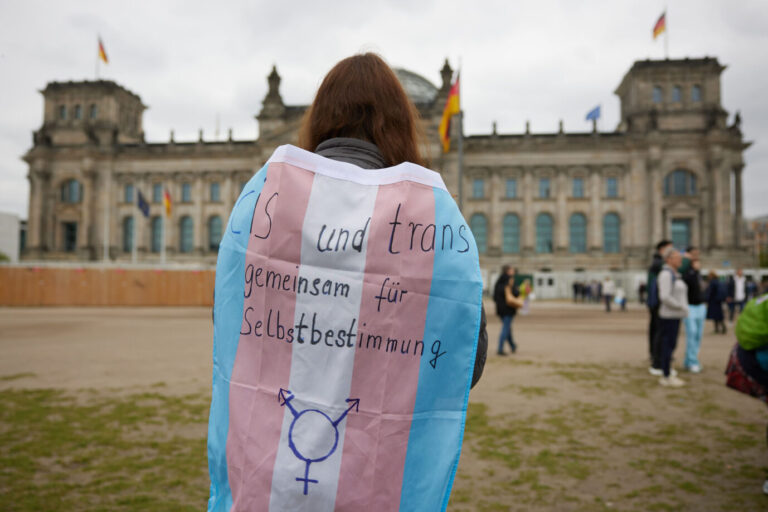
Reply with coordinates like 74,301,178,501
746,277,759,301
657,246,689,387
728,269,747,322
493,265,521,355
647,240,673,376
603,276,616,312
616,287,627,311
705,270,727,334
681,247,705,373
639,282,647,305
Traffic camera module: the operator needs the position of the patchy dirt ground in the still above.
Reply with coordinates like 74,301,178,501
0,301,766,511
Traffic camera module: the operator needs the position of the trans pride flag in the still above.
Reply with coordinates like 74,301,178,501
207,145,483,511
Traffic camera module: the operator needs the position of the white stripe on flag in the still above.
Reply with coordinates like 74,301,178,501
269,174,377,511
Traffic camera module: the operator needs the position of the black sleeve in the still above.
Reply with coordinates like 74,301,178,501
470,305,488,389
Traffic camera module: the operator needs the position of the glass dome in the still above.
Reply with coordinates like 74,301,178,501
393,68,438,105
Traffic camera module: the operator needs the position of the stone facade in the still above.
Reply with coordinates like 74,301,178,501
23,57,752,271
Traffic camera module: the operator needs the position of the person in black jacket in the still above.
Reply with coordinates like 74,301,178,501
493,265,521,355
647,239,673,375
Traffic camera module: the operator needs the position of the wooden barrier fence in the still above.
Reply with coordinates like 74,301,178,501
0,266,215,306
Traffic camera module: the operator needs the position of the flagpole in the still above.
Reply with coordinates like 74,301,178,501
457,110,464,213
161,207,167,266
131,200,137,265
456,60,464,214
102,172,110,261
664,8,669,58
95,36,100,80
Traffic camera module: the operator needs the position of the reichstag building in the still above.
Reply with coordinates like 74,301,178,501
22,57,750,278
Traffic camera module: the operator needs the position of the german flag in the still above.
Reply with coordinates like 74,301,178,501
653,12,666,40
98,37,109,64
163,189,172,216
438,75,460,153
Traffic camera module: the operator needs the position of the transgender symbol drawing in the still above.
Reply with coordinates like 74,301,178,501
278,388,360,495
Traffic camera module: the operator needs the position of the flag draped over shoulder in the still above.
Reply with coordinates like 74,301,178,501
98,37,109,64
207,145,483,512
653,12,666,39
438,76,460,153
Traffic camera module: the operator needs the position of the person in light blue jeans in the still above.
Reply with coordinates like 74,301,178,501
681,248,705,372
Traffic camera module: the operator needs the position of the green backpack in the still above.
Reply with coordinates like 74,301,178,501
736,293,768,350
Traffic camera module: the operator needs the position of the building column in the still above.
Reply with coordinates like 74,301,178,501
648,162,662,244
195,175,205,255
26,170,44,254
703,159,717,250
489,170,501,251
42,171,54,251
80,170,94,259
556,169,568,252
733,164,743,248
589,168,600,251
522,167,534,254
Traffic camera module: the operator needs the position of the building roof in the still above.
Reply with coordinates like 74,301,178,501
41,80,144,104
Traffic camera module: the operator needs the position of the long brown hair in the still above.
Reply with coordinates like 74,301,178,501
298,53,425,167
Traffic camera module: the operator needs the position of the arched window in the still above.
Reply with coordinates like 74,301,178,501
672,86,681,102
502,213,520,254
89,104,98,119
122,217,134,252
536,213,553,254
470,214,487,255
210,182,221,202
182,182,192,203
179,216,194,253
569,213,587,253
691,85,702,102
603,213,621,253
151,216,163,253
472,179,484,198
124,184,134,203
664,170,697,196
58,105,67,120
74,105,82,119
652,86,663,103
208,216,223,250
60,179,82,203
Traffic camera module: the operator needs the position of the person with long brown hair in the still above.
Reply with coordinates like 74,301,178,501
299,53,487,384
298,53,425,168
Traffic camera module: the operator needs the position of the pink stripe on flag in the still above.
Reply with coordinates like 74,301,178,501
227,163,315,511
335,182,436,510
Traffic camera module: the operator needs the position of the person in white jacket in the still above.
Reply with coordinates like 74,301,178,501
657,246,689,387
603,277,616,312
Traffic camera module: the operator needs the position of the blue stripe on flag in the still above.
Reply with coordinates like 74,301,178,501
399,187,483,511
206,164,268,512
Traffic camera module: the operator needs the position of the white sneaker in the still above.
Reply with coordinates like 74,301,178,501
670,368,678,377
649,367,663,376
687,364,702,374
659,375,685,387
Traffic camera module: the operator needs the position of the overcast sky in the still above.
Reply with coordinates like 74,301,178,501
1,0,766,220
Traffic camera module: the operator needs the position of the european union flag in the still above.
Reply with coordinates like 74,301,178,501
137,190,150,218
586,105,601,122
